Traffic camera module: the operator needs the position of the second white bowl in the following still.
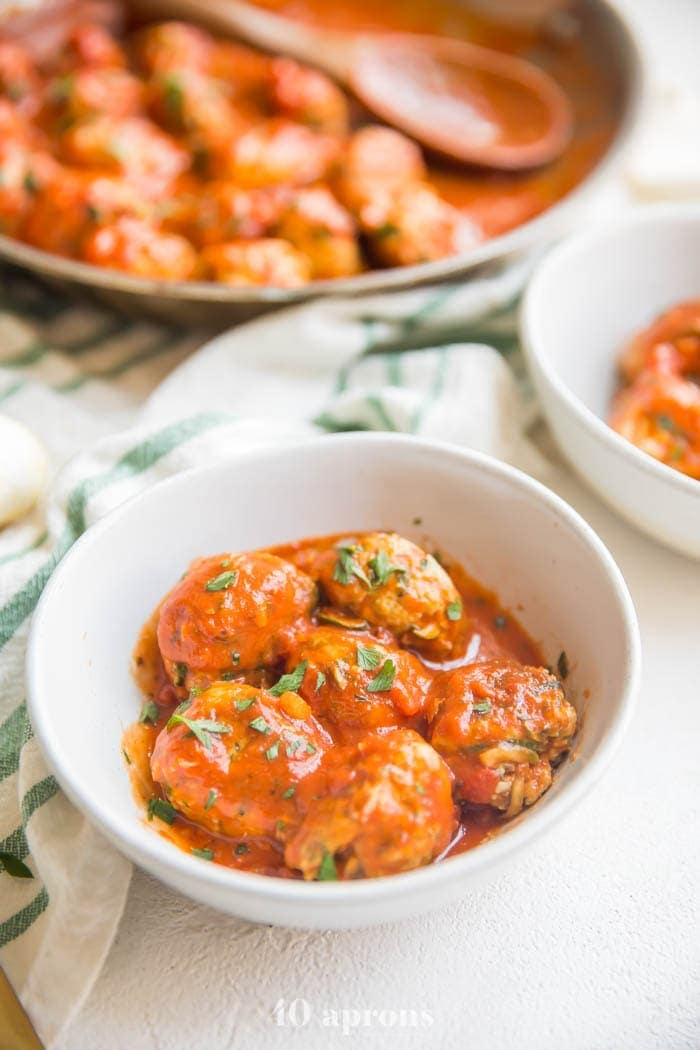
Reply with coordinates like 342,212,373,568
521,205,700,558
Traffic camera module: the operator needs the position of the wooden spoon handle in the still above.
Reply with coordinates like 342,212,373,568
134,0,355,81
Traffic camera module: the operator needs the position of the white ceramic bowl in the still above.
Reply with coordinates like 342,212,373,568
521,205,700,559
26,434,640,929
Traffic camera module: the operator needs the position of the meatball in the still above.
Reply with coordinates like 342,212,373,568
312,532,464,660
206,40,271,102
82,216,197,280
157,551,317,688
335,125,426,215
58,116,189,196
226,118,341,188
610,369,700,479
285,728,456,879
361,182,480,268
275,187,362,280
269,58,348,135
0,41,41,115
428,660,577,817
56,23,127,70
151,681,331,842
22,172,151,257
44,67,143,125
131,21,215,75
165,182,284,246
284,625,431,741
145,68,237,139
198,239,311,287
620,300,700,383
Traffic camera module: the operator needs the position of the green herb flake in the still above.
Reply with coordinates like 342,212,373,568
368,549,406,589
192,847,214,861
234,697,256,712
173,662,188,686
204,570,239,592
266,740,280,761
317,850,338,881
249,715,271,734
0,851,33,879
269,660,308,697
412,517,423,526
148,797,177,825
333,546,371,588
557,651,570,680
204,789,217,811
220,672,236,681
139,700,160,725
315,670,326,692
286,736,316,758
473,701,491,714
494,615,507,630
231,651,241,665
367,658,396,693
282,786,295,799
166,714,231,749
122,748,132,766
189,686,203,699
446,600,462,622
163,74,184,118
415,783,426,796
374,223,399,239
356,644,382,671
235,843,249,855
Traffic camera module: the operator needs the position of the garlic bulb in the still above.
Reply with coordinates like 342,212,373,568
0,415,48,527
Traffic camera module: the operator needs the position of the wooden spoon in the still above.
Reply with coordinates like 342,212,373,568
135,0,574,171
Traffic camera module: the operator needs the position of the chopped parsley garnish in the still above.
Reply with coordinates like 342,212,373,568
286,736,316,757
333,546,371,588
266,740,280,760
166,714,231,749
317,850,338,881
220,672,236,681
231,651,240,665
122,748,132,765
494,615,507,630
367,658,396,693
172,662,188,686
192,847,213,861
374,223,399,239
415,783,426,796
356,644,382,670
368,550,406,589
189,686,203,699
446,600,462,621
282,786,295,799
473,701,491,714
163,74,184,118
234,697,256,712
173,699,191,716
315,671,326,692
412,517,423,526
139,700,159,725
235,843,249,855
0,851,33,879
148,797,177,825
269,660,308,696
204,789,217,811
249,715,271,734
557,651,570,680
204,570,239,592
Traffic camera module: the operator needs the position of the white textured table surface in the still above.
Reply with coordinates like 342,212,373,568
61,3,700,1048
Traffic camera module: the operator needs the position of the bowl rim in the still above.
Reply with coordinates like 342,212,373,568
0,0,645,308
520,202,700,502
26,432,641,907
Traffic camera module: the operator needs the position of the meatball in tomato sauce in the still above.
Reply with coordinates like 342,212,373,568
428,660,576,817
285,728,456,879
157,551,316,689
151,681,331,844
309,531,465,660
283,625,430,742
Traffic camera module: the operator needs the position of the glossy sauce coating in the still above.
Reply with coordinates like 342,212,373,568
126,532,576,880
610,300,700,479
0,0,619,285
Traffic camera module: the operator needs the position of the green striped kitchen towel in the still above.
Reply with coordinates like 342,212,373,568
0,255,545,1046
